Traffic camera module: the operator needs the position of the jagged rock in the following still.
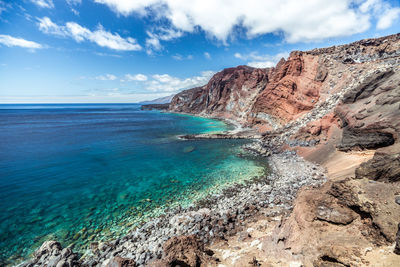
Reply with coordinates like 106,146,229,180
328,179,400,243
271,177,400,265
315,201,356,225
341,70,395,103
17,241,79,267
315,66,328,82
337,128,394,151
251,51,322,126
169,65,268,124
149,235,215,267
335,69,400,152
355,145,400,182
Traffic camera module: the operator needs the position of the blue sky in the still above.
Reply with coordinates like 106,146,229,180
0,0,399,103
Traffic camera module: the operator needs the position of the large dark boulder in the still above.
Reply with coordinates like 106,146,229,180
355,145,400,182
337,128,394,151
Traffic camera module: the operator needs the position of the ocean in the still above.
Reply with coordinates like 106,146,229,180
0,104,267,265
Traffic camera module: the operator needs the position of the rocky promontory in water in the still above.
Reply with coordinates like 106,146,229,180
140,103,170,111
21,33,400,266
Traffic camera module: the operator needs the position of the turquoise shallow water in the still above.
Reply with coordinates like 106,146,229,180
0,104,267,265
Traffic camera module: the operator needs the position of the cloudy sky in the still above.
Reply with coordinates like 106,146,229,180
0,0,399,103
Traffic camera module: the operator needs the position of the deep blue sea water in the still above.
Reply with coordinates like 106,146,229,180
0,104,267,265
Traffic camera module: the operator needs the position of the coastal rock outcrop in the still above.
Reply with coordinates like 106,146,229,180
169,65,268,124
355,144,400,182
267,177,400,266
148,235,216,267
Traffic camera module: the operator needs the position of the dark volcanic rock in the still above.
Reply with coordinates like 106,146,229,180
341,70,395,104
140,103,170,110
355,144,400,182
337,128,394,151
335,69,400,151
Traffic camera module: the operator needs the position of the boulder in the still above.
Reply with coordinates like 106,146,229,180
355,145,400,182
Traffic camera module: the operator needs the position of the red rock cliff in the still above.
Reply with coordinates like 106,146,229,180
169,65,268,124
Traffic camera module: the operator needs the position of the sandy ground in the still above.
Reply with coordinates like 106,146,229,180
322,150,375,180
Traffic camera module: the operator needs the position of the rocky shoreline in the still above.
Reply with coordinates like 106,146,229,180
18,136,327,266
18,33,400,267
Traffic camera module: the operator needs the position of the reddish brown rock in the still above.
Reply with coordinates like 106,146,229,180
149,235,216,267
106,256,136,267
250,51,323,126
169,65,268,124
294,113,339,141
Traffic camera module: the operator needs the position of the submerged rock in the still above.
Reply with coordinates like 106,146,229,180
183,146,195,153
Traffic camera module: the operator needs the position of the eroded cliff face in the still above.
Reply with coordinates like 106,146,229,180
250,51,323,130
170,34,400,138
169,65,268,124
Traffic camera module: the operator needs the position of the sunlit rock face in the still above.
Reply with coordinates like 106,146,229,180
169,65,269,124
170,34,400,136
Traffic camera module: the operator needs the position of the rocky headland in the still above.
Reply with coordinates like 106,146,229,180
140,104,170,111
20,33,400,266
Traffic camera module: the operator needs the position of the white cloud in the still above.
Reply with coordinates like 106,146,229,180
377,8,400,29
66,0,81,15
30,0,54,8
71,8,79,15
94,0,399,43
172,54,193,60
95,74,117,80
37,17,142,51
247,61,276,68
359,0,400,29
146,71,215,92
0,1,11,15
172,54,183,60
123,73,148,81
145,27,183,54
235,51,288,68
38,17,66,36
204,52,211,59
94,52,122,58
66,0,81,5
0,34,43,49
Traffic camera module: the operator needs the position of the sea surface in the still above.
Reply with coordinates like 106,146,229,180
0,104,267,265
